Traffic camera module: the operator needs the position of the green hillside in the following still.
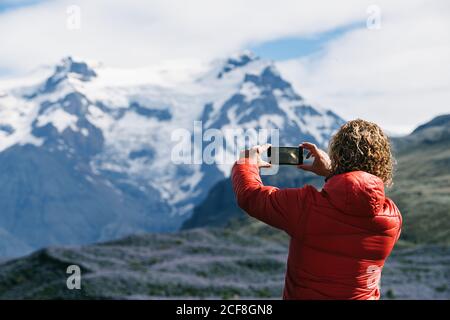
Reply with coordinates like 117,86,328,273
389,118,450,244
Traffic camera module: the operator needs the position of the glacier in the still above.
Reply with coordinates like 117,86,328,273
0,52,345,257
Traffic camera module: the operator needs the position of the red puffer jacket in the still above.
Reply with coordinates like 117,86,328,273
231,162,402,300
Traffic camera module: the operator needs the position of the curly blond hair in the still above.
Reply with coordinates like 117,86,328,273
329,119,394,186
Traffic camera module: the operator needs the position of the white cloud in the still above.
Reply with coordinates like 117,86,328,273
0,0,381,73
278,0,450,134
0,0,449,133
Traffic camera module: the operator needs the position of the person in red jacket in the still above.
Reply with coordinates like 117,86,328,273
232,119,402,300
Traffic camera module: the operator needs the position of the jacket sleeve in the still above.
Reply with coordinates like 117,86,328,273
231,161,309,238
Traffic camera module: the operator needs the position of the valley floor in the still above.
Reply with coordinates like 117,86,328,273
0,225,448,300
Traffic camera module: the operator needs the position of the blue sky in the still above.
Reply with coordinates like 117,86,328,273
250,22,365,61
0,0,45,13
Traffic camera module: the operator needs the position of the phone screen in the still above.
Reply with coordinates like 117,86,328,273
268,147,303,165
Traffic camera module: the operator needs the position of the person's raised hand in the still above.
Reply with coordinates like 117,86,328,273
298,142,332,177
239,144,272,168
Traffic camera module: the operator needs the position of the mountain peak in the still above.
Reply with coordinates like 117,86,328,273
243,65,292,93
217,50,260,78
228,50,259,63
413,114,450,133
34,57,97,95
54,56,97,81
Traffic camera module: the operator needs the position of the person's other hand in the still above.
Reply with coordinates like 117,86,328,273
298,142,332,177
239,144,272,168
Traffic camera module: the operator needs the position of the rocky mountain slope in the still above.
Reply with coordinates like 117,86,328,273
0,53,345,258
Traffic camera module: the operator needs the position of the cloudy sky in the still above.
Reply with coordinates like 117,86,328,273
0,0,449,134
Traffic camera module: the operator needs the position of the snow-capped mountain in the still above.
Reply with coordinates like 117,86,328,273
0,52,345,257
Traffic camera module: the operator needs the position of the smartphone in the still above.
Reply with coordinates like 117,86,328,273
268,146,303,165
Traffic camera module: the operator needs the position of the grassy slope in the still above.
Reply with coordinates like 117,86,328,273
0,220,448,299
389,129,450,244
0,225,288,299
